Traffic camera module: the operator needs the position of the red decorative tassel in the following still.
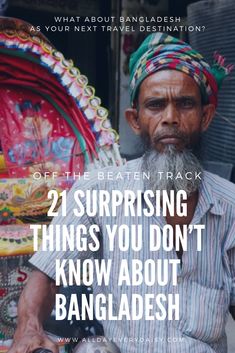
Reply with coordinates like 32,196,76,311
213,51,234,74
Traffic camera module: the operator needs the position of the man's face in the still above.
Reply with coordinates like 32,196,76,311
126,70,215,153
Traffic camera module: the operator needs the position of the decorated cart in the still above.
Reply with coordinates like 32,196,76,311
0,17,122,352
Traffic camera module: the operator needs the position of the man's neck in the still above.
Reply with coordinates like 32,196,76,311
165,190,199,261
165,190,199,227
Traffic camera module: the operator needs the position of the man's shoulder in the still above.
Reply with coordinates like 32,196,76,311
204,170,235,205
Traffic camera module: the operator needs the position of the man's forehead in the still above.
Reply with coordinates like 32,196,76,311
139,69,201,98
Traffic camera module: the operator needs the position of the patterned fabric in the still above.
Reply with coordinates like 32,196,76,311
0,177,73,222
0,254,32,338
0,17,122,178
30,158,235,353
0,84,84,177
0,225,38,256
129,32,233,107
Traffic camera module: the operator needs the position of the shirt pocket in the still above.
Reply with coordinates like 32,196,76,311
178,281,228,343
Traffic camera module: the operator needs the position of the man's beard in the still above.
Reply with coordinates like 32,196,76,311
141,132,203,196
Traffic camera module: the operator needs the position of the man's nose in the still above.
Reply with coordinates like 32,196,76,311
161,104,180,126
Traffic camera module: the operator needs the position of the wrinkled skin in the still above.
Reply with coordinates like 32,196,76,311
125,70,215,153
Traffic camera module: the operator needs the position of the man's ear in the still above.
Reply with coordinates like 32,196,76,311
201,104,216,132
125,108,141,135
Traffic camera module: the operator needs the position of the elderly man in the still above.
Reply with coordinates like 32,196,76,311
9,33,235,353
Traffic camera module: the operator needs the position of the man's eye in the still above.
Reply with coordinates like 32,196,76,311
180,99,195,108
146,101,164,109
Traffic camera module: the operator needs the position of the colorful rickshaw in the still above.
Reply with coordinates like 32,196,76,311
0,17,122,352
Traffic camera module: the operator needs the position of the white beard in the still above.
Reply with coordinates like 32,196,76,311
142,145,203,195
